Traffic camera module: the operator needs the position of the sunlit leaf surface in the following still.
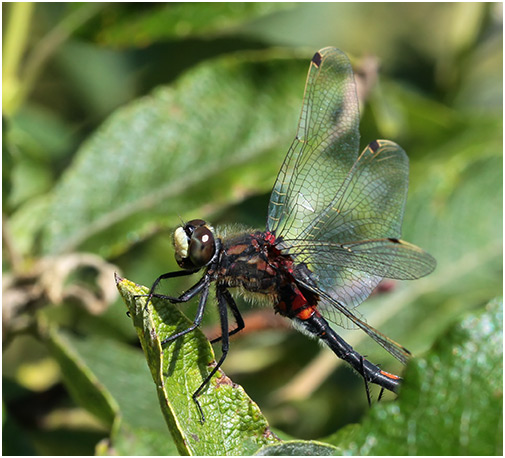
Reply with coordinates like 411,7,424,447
116,275,280,455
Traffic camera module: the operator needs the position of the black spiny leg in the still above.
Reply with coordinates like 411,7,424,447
160,275,211,345
359,354,372,407
135,269,199,311
210,288,245,344
192,285,231,423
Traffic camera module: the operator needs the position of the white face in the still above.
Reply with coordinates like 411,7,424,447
174,226,189,264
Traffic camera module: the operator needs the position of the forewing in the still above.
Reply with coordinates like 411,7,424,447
267,47,361,237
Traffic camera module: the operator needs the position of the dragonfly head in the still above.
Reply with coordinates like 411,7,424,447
173,219,217,270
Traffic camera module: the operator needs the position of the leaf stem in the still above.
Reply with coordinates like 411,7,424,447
22,3,106,89
2,2,35,115
3,2,107,115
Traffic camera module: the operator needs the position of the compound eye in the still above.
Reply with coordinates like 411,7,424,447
184,219,207,236
189,226,216,267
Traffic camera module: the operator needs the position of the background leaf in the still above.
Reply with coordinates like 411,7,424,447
41,49,310,257
330,298,503,455
42,322,178,455
96,3,295,47
255,440,340,456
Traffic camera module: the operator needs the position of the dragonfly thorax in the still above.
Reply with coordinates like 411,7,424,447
215,231,320,320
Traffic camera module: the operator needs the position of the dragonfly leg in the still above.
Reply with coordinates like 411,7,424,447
210,288,245,343
359,354,372,406
135,269,199,310
160,275,211,345
192,284,231,423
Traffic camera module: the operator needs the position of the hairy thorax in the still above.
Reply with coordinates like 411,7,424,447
210,231,319,319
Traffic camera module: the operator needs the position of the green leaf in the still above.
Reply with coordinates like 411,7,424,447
42,323,119,427
331,298,503,455
61,333,167,433
116,274,280,456
97,3,295,47
42,49,310,257
107,422,180,456
255,440,340,456
42,321,179,454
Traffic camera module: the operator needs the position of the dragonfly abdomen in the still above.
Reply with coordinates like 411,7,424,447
297,313,402,393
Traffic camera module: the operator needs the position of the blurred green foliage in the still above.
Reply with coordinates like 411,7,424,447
2,2,502,455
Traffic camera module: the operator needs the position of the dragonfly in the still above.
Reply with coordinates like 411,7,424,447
141,47,436,422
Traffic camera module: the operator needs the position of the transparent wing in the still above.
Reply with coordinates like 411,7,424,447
310,286,413,364
266,47,361,237
278,139,424,313
287,238,435,335
266,47,436,363
278,141,436,361
288,238,436,364
285,238,437,281
290,140,410,244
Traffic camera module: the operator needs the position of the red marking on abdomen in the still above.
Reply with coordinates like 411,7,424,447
276,284,317,321
380,370,401,380
296,306,316,320
292,289,309,312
